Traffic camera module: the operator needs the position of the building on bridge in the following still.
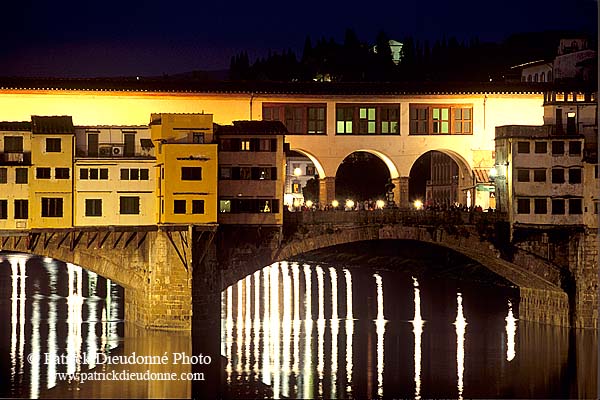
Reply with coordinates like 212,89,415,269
495,86,598,230
214,120,287,225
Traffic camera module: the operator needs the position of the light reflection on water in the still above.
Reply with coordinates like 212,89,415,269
222,261,598,399
1,254,598,399
1,253,124,398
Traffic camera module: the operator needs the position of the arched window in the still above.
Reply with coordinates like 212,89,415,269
540,72,545,82
534,73,538,82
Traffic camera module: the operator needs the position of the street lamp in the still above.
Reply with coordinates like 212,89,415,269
331,200,339,209
305,200,313,209
345,199,355,210
376,199,385,209
413,199,423,210
293,167,302,178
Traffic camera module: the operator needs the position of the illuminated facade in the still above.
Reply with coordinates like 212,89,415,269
74,125,156,226
0,81,546,207
495,88,598,229
215,121,286,225
150,113,218,225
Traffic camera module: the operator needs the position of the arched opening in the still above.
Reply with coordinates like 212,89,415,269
284,150,320,209
335,151,392,206
409,150,474,209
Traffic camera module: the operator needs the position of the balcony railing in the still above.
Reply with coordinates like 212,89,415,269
0,152,31,165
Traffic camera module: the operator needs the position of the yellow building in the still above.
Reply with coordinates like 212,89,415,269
0,121,32,230
29,116,75,229
150,113,218,225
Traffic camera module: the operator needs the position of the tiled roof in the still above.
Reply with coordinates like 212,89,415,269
0,121,31,131
0,77,556,95
216,121,287,135
474,169,491,184
31,116,74,134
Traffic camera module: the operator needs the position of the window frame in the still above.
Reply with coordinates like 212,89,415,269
192,199,205,214
263,103,327,135
119,196,140,215
0,199,6,219
14,199,28,219
41,197,63,218
181,167,202,181
173,199,186,214
409,104,473,135
517,198,530,214
85,199,102,217
55,168,70,179
336,104,401,135
45,138,62,153
15,168,28,184
36,167,51,179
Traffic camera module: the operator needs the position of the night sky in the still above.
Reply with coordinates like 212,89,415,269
0,0,596,77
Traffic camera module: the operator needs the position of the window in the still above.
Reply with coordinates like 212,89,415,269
517,142,530,154
307,107,326,134
14,199,28,219
454,108,472,134
358,107,376,134
551,168,565,183
594,201,599,214
258,139,272,152
517,169,530,182
306,165,315,176
192,133,205,144
380,107,399,134
4,136,23,152
0,200,6,219
409,105,472,135
219,166,232,179
174,200,186,214
258,167,272,180
568,168,581,184
240,167,252,180
85,199,102,217
552,141,564,155
36,168,51,179
552,199,565,215
192,200,205,214
80,168,107,180
46,138,61,152
336,107,353,134
292,182,301,193
566,112,576,134
569,199,582,214
120,168,148,180
240,140,251,151
432,108,450,133
534,198,547,214
15,168,27,184
0,168,6,184
534,142,547,154
517,198,530,214
181,167,202,180
533,169,546,182
41,198,63,217
119,197,140,215
55,168,69,179
87,133,99,157
219,200,231,213
263,103,326,134
140,169,149,180
569,141,581,156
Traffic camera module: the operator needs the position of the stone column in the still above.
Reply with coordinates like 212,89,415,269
125,230,192,330
392,177,410,208
319,176,336,208
571,231,598,329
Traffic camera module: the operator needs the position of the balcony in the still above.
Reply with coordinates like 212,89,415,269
0,152,31,165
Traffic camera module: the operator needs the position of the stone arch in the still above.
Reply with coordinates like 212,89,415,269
335,149,400,179
0,247,140,290
288,148,327,179
408,148,474,206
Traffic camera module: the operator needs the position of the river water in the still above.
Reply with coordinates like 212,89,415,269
0,252,597,399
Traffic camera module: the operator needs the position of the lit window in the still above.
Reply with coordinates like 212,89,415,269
336,107,353,134
454,108,472,133
240,140,251,151
358,107,376,134
380,107,399,134
432,108,450,133
219,200,231,213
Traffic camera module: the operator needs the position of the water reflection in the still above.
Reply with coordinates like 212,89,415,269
2,253,124,399
412,277,424,400
374,273,386,398
454,292,467,400
506,300,517,362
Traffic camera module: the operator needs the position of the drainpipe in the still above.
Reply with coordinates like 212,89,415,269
249,92,255,121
